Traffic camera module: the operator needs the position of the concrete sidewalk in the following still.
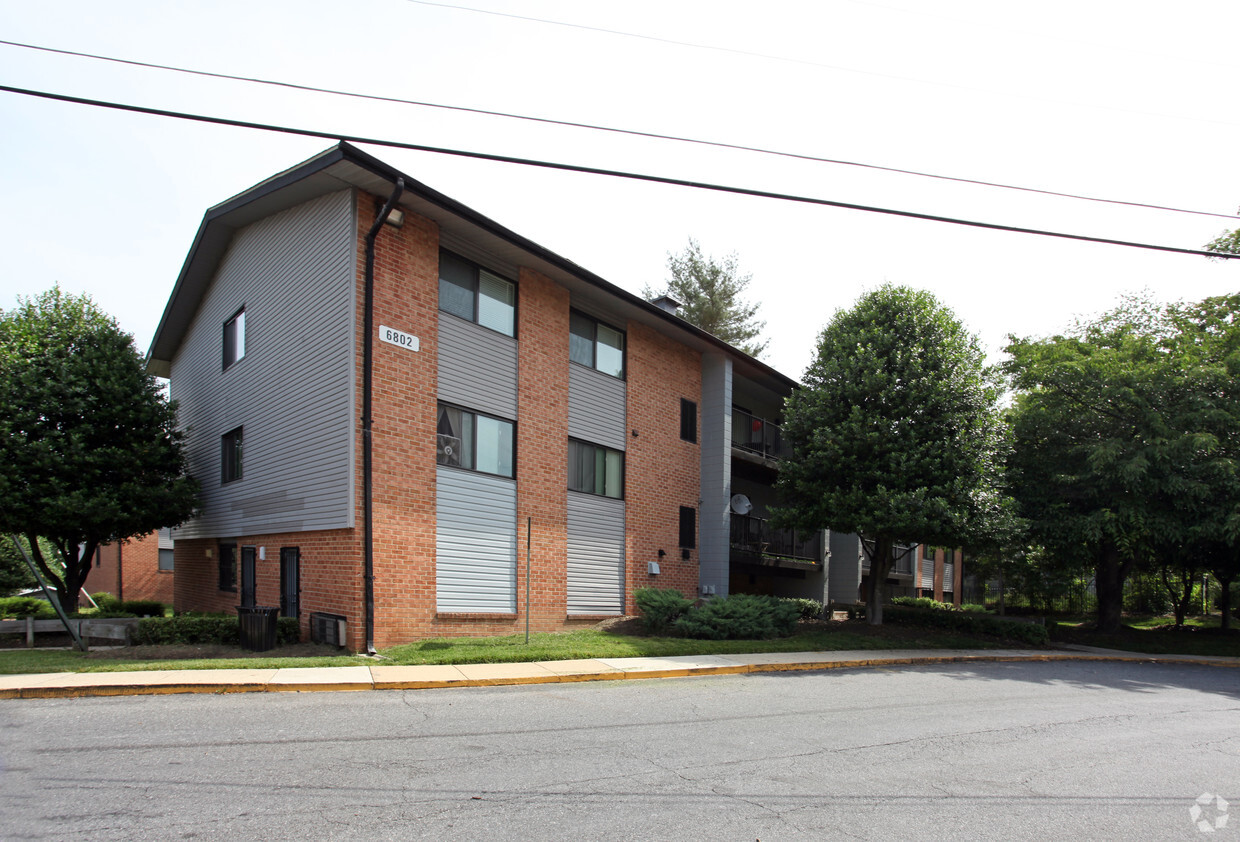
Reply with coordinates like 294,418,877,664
1,647,1236,699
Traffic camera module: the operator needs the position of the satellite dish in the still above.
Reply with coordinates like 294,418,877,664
730,494,753,515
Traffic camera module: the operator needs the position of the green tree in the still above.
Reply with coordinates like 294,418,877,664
644,238,768,357
1005,295,1240,633
0,535,39,595
775,285,1010,624
0,288,198,609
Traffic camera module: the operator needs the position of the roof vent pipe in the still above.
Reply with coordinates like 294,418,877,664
652,294,682,315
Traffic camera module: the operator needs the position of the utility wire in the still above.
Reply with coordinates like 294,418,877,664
3,37,1235,222
1,82,1235,261
402,0,1240,131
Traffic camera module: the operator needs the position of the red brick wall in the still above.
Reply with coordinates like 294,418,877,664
172,529,360,639
363,193,441,648
86,533,172,605
624,321,702,609
513,268,570,631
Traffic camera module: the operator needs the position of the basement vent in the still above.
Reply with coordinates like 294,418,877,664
310,612,348,647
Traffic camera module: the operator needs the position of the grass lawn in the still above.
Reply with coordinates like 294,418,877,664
1050,614,1240,658
0,618,1005,675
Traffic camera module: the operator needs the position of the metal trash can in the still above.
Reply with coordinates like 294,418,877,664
237,605,280,652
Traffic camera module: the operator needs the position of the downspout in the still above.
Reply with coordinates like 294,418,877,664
362,178,404,656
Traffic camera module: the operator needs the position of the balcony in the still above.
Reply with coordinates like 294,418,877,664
860,542,917,577
731,409,791,463
730,513,821,568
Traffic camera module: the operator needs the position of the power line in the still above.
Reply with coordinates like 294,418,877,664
3,38,1235,222
1,82,1236,261
402,0,1240,131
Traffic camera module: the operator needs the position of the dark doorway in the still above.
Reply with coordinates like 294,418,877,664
280,547,300,619
240,546,257,608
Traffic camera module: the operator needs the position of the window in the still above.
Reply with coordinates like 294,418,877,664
680,398,697,443
922,545,936,560
679,506,696,549
568,439,624,499
218,542,237,592
221,427,243,483
569,310,625,378
223,308,246,369
439,250,516,336
436,404,514,478
158,549,174,572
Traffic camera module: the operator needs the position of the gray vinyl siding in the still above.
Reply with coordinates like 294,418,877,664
170,190,356,539
921,553,934,589
566,491,626,615
699,352,732,597
943,562,955,593
568,364,626,452
438,313,518,419
436,467,517,612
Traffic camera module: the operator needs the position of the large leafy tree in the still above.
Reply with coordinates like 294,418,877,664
0,288,198,609
776,285,1010,624
644,238,768,357
1005,295,1240,633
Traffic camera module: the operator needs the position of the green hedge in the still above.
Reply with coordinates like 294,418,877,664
634,588,693,635
0,596,55,619
673,593,801,640
884,605,1050,645
781,597,825,620
132,615,301,646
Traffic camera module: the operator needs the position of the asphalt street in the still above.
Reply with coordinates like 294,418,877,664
1,659,1236,840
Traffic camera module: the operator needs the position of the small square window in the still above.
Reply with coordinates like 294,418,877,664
569,310,625,378
158,548,175,572
680,398,697,443
439,251,516,337
568,439,624,499
221,427,243,484
436,403,514,478
223,308,246,370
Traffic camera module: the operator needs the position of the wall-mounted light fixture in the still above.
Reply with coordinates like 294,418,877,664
385,208,405,228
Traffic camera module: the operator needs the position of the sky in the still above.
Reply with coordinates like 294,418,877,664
1,0,1238,381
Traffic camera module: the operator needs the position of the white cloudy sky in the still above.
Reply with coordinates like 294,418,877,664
1,0,1238,379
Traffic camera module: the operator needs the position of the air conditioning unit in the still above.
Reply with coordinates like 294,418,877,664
310,612,347,647
436,434,462,467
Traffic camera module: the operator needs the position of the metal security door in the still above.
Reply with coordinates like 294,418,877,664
280,547,300,619
240,546,257,608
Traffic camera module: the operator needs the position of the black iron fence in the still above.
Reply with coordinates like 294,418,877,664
730,513,820,562
731,409,791,461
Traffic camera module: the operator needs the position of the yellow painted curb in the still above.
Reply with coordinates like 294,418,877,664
2,651,1236,699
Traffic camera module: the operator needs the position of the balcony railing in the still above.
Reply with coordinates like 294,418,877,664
860,541,917,575
730,513,820,563
731,409,791,461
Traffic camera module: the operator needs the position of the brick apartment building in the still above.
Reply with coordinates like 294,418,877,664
86,528,175,605
147,143,932,651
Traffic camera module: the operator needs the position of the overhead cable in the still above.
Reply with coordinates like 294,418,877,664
2,38,1235,221
1,82,1236,261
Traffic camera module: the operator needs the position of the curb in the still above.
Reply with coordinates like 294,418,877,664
2,650,1236,700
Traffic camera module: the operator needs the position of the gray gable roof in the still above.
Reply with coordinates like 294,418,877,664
147,141,797,393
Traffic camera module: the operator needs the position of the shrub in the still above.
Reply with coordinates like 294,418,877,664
131,615,301,646
91,592,121,611
0,596,55,619
120,600,165,617
673,593,801,640
781,597,824,620
884,605,1050,646
634,587,693,635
